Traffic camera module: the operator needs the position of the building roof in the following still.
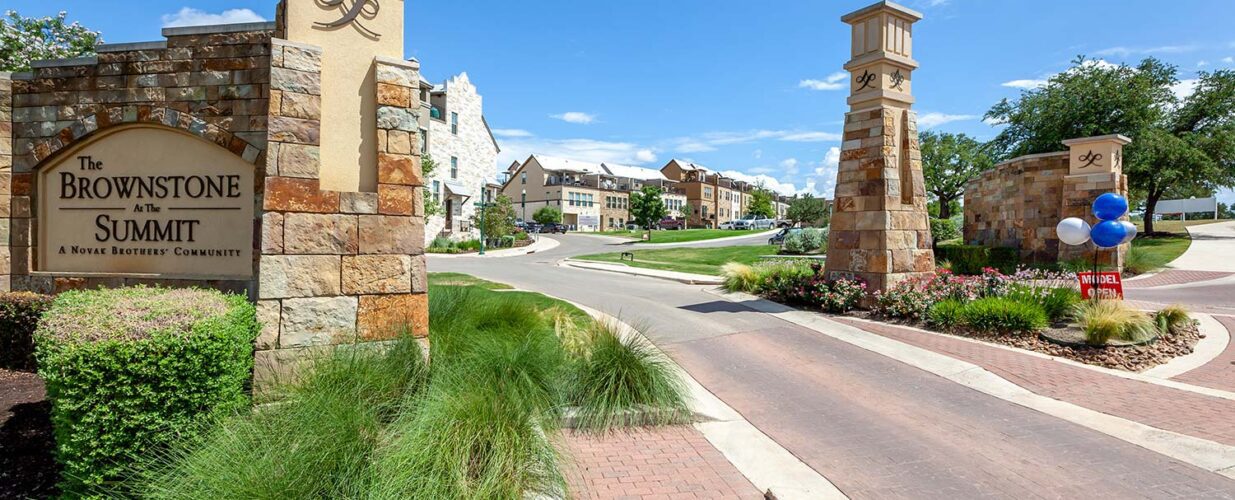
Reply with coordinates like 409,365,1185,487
669,159,711,172
533,155,604,174
602,163,669,182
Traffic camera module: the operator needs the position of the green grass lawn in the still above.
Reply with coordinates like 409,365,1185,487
591,228,770,244
574,245,779,275
427,272,514,290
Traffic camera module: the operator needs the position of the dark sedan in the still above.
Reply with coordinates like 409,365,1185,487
539,223,568,234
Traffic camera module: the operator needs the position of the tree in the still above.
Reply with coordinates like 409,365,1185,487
1,10,102,72
629,185,667,239
985,57,1235,234
919,131,992,219
472,194,516,245
680,201,695,225
748,185,775,218
532,206,561,225
786,194,828,227
420,154,443,217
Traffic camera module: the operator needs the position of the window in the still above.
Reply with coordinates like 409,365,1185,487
450,157,458,179
419,128,428,155
450,112,459,135
432,180,440,203
704,187,714,199
520,172,527,185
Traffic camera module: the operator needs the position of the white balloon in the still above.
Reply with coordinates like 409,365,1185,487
1118,220,1138,245
1056,217,1092,246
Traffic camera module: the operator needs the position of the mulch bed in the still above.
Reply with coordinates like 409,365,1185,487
1,369,58,499
845,311,1202,372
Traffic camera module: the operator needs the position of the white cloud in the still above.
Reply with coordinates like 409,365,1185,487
780,158,800,176
669,129,840,153
1001,79,1048,89
1197,60,1210,68
491,128,533,138
720,170,801,197
780,131,843,142
675,141,716,153
1171,79,1200,100
983,116,1007,127
496,137,657,171
752,149,763,159
811,147,842,198
1094,44,1199,57
161,7,265,27
550,112,596,124
799,72,848,91
916,112,979,129
1223,57,1234,64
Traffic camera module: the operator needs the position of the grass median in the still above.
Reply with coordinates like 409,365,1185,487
593,228,770,244
1128,219,1228,273
574,245,780,276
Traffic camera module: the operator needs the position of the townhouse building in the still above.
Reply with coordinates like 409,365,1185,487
501,156,686,231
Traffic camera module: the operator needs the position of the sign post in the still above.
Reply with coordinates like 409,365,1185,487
474,189,492,256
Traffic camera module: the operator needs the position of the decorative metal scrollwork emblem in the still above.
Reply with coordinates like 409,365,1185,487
855,69,877,91
315,0,382,39
1113,149,1122,169
890,69,905,91
1079,150,1103,168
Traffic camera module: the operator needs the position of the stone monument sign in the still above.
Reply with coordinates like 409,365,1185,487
38,126,254,278
824,0,935,294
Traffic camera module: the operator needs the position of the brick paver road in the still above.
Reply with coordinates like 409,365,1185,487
562,426,761,499
1174,316,1235,393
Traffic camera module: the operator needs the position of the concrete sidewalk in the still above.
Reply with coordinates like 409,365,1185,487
1168,220,1235,272
428,235,559,258
561,259,723,285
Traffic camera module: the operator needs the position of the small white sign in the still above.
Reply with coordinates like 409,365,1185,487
1157,197,1217,215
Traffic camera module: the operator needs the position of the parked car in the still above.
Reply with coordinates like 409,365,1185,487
731,215,755,230
776,219,793,228
719,221,736,230
524,222,542,234
539,223,568,234
768,227,802,245
657,218,684,230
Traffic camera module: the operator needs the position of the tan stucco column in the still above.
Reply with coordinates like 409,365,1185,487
1060,134,1133,267
824,1,934,294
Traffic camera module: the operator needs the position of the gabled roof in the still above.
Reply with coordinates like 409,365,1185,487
533,155,603,174
602,163,669,182
668,159,710,172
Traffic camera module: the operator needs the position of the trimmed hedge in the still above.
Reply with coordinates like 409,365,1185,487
34,287,257,495
934,245,1020,275
0,292,53,371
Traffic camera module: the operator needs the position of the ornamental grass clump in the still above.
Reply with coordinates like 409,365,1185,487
1003,284,1081,323
1071,300,1158,345
132,338,428,499
1154,305,1191,334
927,299,966,330
566,320,690,432
958,297,1048,334
35,287,256,495
721,262,761,293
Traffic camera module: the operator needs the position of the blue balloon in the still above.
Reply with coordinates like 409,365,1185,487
1091,220,1127,248
1092,193,1129,221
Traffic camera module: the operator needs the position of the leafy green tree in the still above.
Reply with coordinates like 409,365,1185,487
787,194,828,227
629,186,667,238
680,201,694,225
1,10,102,72
986,57,1235,233
472,194,516,245
532,206,562,225
420,154,443,217
920,131,992,219
748,185,775,218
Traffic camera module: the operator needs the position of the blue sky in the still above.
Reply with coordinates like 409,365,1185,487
10,0,1235,202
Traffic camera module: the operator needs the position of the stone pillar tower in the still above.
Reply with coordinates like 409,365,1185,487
824,1,934,293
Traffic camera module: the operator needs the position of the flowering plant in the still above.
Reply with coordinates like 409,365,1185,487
1,10,101,72
757,263,866,313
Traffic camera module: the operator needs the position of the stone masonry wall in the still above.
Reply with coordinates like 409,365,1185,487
826,108,934,292
964,152,1128,267
255,41,427,388
4,25,275,294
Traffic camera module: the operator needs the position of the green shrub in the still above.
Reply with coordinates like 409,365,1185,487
1071,300,1158,345
721,262,761,293
933,245,1020,275
515,230,530,241
1154,304,1191,335
959,297,1048,334
802,228,827,253
927,300,965,329
781,232,807,254
566,321,689,432
930,218,960,243
0,292,53,371
456,239,483,252
1003,285,1081,322
35,287,257,495
133,338,427,499
1123,246,1154,275
429,236,453,249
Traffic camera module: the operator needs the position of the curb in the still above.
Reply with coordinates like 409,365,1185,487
628,229,781,247
427,236,560,259
559,259,723,285
559,299,846,500
705,289,1235,480
1143,313,1231,379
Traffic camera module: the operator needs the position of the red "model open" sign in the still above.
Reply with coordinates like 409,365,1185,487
1078,272,1124,300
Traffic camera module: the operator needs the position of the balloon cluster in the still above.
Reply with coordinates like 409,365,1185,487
1055,193,1136,248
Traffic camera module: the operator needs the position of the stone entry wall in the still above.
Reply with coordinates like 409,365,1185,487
1,24,275,294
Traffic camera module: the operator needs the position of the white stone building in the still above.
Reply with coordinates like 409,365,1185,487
417,72,500,243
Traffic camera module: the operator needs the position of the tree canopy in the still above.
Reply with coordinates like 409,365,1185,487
1,10,101,72
748,186,775,218
532,206,561,225
629,185,667,234
787,194,829,227
985,57,1235,233
472,194,516,244
919,131,992,219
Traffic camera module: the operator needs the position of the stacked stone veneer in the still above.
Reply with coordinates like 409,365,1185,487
2,25,275,293
0,25,429,389
256,42,427,387
826,108,934,291
964,151,1128,267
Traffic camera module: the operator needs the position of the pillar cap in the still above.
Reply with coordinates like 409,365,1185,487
1061,134,1133,147
841,1,923,24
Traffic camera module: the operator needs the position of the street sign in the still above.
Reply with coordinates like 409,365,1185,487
1078,272,1124,300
